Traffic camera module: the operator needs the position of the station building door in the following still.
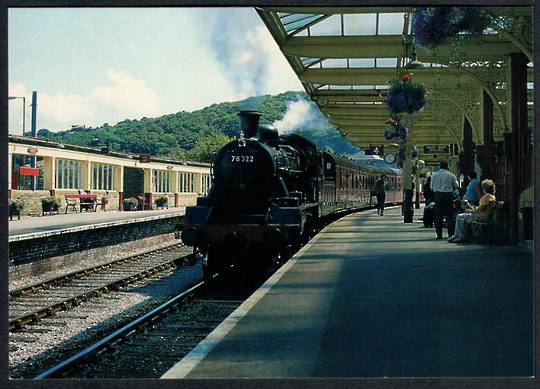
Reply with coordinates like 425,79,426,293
123,167,144,198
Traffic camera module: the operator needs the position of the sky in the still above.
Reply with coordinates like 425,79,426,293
8,8,303,134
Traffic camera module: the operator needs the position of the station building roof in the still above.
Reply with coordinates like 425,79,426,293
8,134,210,172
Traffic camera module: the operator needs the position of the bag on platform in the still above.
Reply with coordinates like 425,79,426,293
423,202,435,228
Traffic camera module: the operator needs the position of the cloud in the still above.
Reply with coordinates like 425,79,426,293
8,69,162,133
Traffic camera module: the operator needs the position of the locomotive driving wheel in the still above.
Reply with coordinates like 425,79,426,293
201,248,221,281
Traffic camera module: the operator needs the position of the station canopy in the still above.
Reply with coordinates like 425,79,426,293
257,7,533,159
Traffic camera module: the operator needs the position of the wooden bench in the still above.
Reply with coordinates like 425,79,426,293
464,201,507,244
64,194,97,213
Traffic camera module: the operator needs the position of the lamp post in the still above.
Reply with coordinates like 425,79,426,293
8,96,26,136
400,47,425,222
414,158,421,209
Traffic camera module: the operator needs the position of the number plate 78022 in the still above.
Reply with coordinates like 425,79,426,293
230,155,254,163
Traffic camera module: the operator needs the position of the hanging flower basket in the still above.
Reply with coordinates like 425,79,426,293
411,7,490,49
384,117,409,142
387,73,427,115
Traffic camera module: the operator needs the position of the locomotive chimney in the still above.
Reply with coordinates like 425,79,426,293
238,110,261,138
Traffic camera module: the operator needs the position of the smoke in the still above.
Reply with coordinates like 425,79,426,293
273,99,331,134
273,98,364,156
209,11,271,107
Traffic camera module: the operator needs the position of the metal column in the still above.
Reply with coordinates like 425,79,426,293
509,53,528,243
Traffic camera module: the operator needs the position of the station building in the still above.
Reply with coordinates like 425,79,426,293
8,134,211,215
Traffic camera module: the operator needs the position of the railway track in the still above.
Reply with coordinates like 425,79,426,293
34,268,267,379
9,243,192,332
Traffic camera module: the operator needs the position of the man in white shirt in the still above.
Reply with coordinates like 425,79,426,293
429,160,459,239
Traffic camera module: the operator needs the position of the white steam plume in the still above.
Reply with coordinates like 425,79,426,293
209,12,271,105
273,99,331,134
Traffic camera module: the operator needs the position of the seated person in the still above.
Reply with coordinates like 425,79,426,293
448,179,497,243
463,170,482,206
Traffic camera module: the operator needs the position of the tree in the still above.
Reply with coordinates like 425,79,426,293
185,132,232,162
34,91,362,160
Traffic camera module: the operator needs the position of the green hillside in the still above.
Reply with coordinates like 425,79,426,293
37,91,363,162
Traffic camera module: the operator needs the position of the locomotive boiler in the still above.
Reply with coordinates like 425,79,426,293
180,110,403,278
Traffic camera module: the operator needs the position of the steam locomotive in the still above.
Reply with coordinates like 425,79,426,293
180,110,403,278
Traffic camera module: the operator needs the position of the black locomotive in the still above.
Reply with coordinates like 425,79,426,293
180,110,403,278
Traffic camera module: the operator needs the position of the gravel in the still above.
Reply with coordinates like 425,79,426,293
9,248,203,379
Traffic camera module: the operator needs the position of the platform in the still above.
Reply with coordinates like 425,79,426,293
8,207,185,238
162,206,533,378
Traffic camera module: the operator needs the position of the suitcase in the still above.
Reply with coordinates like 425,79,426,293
423,204,435,228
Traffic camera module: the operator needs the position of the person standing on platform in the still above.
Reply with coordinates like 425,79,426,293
430,161,459,239
423,174,434,204
374,174,387,216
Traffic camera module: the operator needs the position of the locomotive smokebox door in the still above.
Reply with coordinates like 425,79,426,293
238,110,261,138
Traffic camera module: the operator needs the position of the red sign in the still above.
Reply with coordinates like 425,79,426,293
27,147,38,155
19,167,40,176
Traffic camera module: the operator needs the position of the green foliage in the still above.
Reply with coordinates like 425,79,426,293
8,199,24,212
123,197,138,211
184,131,232,162
37,91,361,161
155,195,168,205
41,196,61,206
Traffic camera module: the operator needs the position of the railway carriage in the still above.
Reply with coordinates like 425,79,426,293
180,110,403,278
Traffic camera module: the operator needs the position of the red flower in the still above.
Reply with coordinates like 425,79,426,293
401,73,410,81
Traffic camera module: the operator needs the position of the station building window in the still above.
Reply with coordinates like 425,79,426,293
11,154,45,190
178,172,195,193
201,174,211,195
56,159,84,190
153,170,171,193
91,163,115,190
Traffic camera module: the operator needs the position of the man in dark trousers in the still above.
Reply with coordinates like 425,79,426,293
374,174,387,216
429,161,459,239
